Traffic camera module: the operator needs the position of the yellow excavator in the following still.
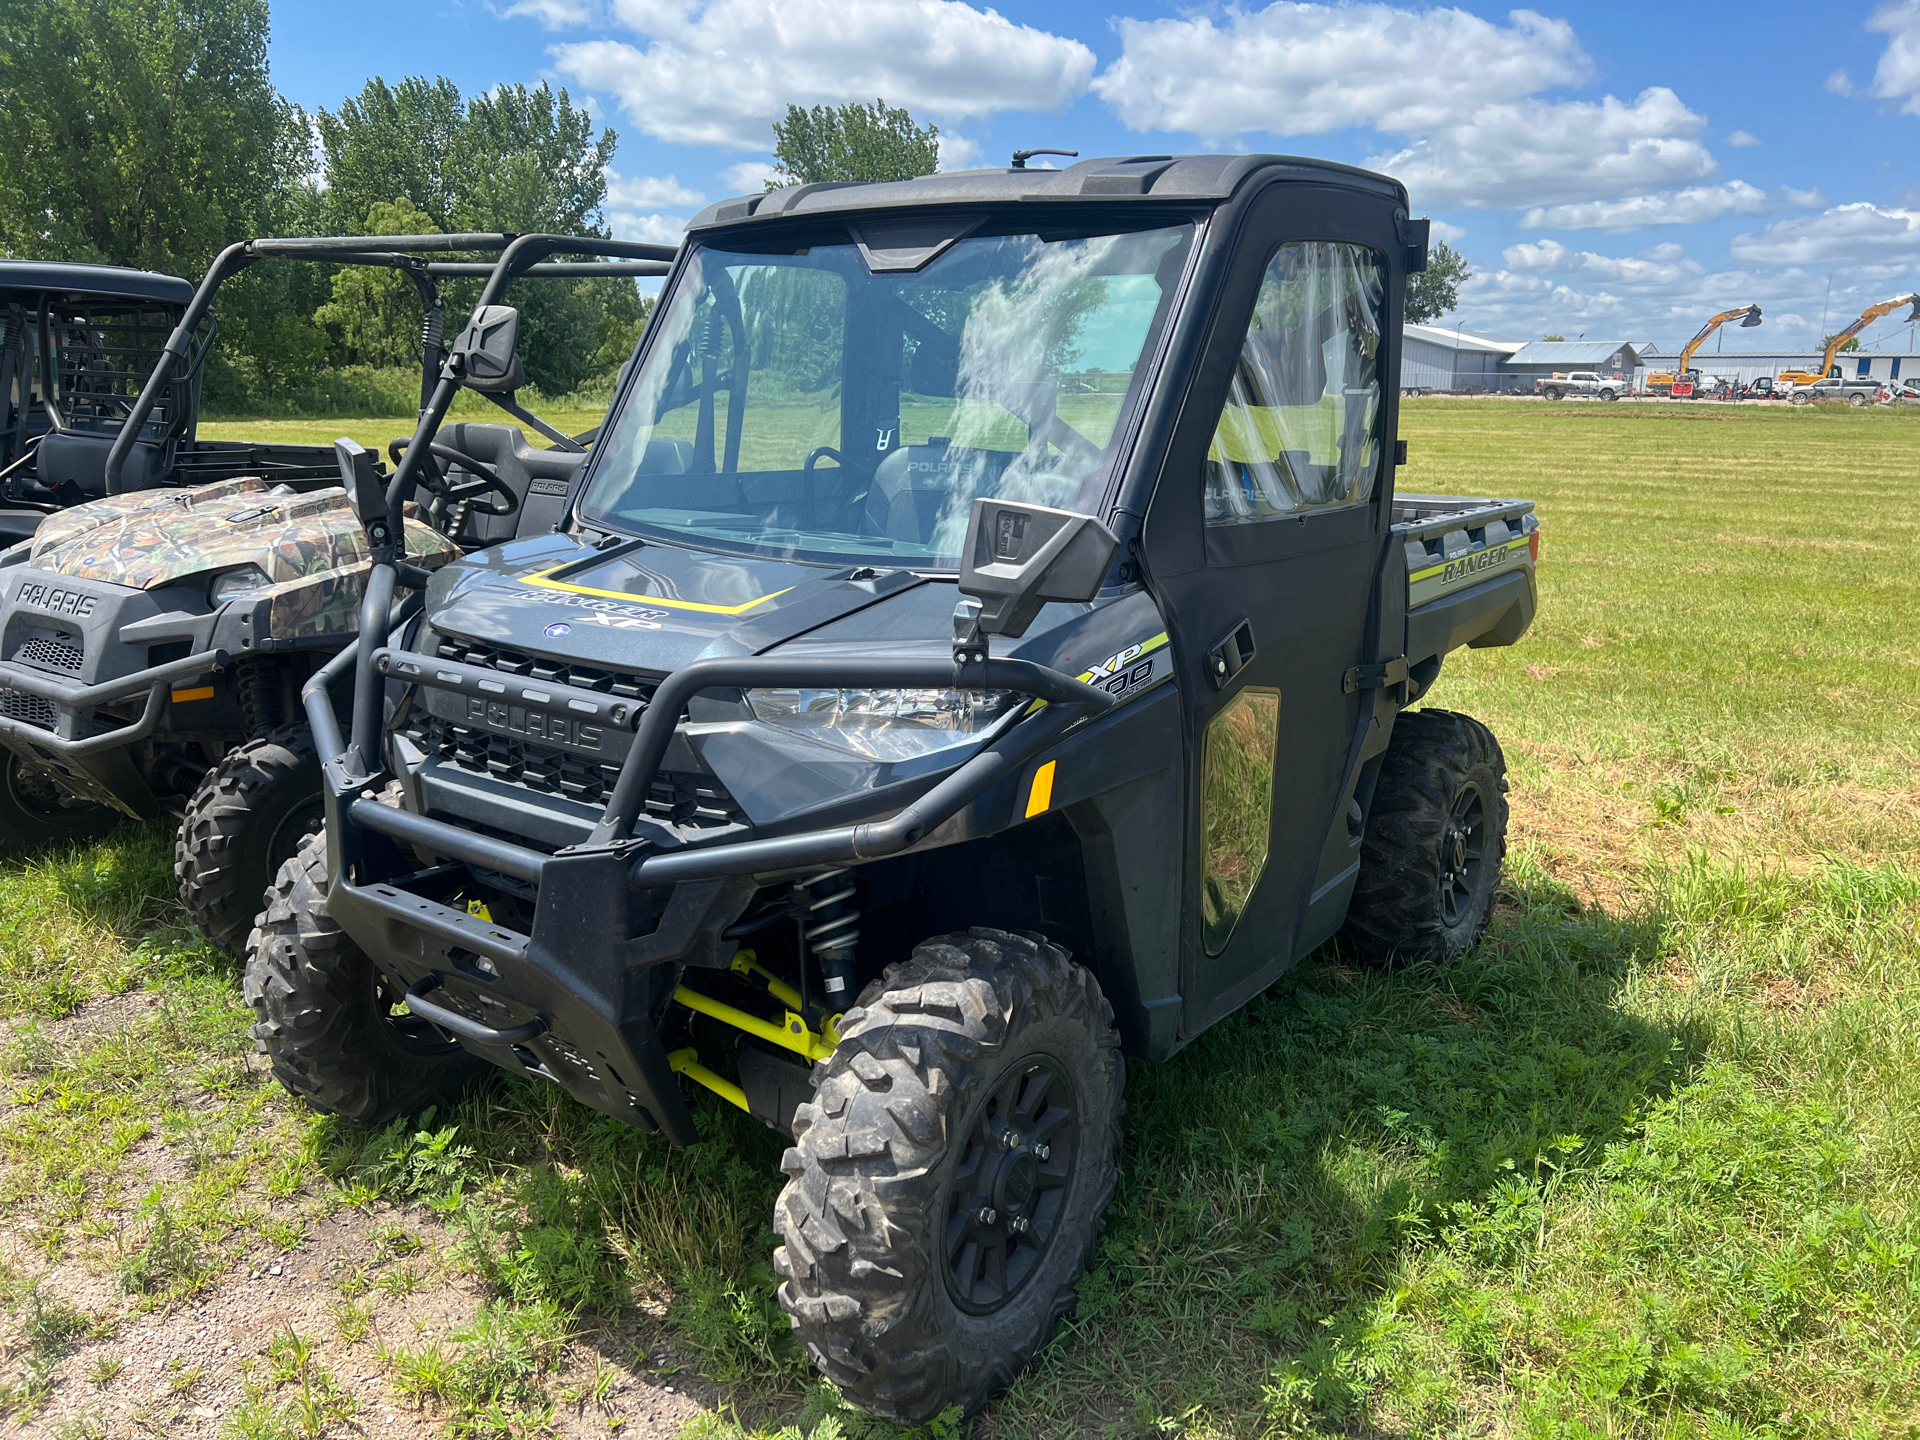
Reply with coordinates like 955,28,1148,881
1778,292,1920,387
1647,304,1763,397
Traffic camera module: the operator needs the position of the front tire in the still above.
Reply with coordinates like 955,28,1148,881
244,830,488,1126
774,928,1123,1421
0,751,121,855
1600,388,1617,401
1341,709,1508,965
177,726,325,958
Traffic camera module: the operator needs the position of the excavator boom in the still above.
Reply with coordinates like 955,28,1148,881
1782,292,1920,385
1678,304,1765,372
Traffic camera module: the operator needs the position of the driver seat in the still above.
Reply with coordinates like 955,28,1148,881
435,423,588,545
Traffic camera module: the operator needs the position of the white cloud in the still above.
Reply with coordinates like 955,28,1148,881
500,0,599,25
1091,4,1587,139
1369,87,1715,210
551,0,1093,149
1781,187,1826,209
1869,0,1920,113
611,211,689,246
1499,239,1703,287
1428,219,1467,244
1730,202,1920,264
936,132,983,170
719,160,780,193
1827,68,1855,96
1727,129,1759,146
606,171,704,208
1519,180,1768,232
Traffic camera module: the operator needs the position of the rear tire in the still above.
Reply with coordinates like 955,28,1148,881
0,751,121,855
177,726,324,959
244,830,488,1126
774,928,1123,1421
1848,391,1869,407
1341,708,1508,965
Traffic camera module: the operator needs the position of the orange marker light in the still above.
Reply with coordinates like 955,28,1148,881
1025,760,1056,819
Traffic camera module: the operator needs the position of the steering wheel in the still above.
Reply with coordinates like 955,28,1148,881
385,437,521,517
803,446,850,475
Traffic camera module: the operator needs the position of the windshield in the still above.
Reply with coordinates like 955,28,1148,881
579,220,1194,567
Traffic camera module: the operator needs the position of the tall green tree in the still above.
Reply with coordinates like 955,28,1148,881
1405,241,1471,326
0,0,301,274
769,100,939,187
316,77,465,234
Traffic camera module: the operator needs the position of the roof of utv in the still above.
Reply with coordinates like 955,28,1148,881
0,260,195,307
686,153,1407,231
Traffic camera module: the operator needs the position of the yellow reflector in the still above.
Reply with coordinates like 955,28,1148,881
169,686,215,703
1025,760,1056,819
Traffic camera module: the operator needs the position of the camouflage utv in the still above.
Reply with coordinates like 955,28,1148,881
0,233,672,956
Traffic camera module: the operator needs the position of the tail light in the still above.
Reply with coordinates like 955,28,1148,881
1529,530,1540,566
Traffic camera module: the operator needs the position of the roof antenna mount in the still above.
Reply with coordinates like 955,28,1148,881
1011,148,1078,170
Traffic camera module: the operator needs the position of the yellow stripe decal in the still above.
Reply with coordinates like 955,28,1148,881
517,568,794,615
169,685,215,703
1025,760,1057,819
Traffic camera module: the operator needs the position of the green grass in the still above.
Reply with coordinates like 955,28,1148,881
0,400,1915,1435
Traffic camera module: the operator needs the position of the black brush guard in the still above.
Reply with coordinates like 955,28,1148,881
309,636,1117,1142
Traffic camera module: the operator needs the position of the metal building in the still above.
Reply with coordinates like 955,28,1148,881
1499,340,1643,389
1398,324,1526,392
1636,350,1920,388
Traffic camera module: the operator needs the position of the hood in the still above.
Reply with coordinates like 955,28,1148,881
28,477,456,591
425,532,936,673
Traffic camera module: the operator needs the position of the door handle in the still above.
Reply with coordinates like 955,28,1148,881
1206,620,1255,689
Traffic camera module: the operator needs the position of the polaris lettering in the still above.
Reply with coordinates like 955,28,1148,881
466,696,604,751
13,582,96,618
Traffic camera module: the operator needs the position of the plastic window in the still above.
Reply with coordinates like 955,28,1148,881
1204,242,1384,526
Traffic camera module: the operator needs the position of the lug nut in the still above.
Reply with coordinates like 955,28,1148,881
976,1206,997,1226
1033,1142,1050,1161
1009,1215,1030,1234
1002,1130,1021,1149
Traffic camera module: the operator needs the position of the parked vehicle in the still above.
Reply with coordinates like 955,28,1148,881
1788,375,1881,407
1742,376,1783,400
1646,303,1762,395
245,154,1543,1420
1535,371,1623,400
1878,378,1920,405
0,233,670,955
1,261,337,535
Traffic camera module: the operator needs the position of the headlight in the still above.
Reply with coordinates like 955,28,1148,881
745,687,1019,762
208,564,273,604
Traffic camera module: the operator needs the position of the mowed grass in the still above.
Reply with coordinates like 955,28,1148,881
0,400,1913,1437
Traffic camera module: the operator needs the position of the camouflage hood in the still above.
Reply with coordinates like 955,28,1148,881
28,476,457,589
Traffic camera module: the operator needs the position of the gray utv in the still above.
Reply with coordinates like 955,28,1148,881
250,155,1541,1419
0,235,670,957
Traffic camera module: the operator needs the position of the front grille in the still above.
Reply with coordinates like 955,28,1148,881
0,689,56,731
15,637,83,674
409,635,739,828
433,638,654,702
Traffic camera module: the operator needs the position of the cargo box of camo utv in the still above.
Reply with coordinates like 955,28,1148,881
252,155,1541,1422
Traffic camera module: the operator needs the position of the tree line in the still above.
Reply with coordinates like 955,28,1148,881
0,0,643,409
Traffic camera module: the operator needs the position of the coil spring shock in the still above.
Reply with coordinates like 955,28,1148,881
421,309,444,353
234,658,285,737
798,869,861,1003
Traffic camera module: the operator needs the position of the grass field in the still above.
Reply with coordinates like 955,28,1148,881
0,400,1916,1438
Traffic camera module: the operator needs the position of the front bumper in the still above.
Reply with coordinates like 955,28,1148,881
312,642,1116,1142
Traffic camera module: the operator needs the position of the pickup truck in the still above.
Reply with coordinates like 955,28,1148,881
1535,371,1624,400
1787,375,1880,407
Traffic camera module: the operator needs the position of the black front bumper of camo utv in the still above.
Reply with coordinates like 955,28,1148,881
309,642,1118,1145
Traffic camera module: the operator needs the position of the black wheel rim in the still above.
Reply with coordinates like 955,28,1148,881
1440,781,1489,928
942,1054,1079,1315
4,753,108,826
265,796,326,879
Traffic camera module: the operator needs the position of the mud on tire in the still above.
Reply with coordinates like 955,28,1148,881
773,928,1124,1422
244,830,487,1126
177,726,324,959
1341,707,1508,965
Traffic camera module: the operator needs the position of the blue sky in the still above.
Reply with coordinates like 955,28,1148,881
269,1,1920,351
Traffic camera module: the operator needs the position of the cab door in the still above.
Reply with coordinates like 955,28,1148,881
1139,184,1405,1034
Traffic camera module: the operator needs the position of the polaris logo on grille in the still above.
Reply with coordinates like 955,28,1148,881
13,582,96,618
465,696,603,751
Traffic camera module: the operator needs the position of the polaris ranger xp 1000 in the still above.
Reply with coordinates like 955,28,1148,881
252,156,1540,1419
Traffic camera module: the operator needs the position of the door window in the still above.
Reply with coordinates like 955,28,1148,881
1200,687,1280,955
1204,241,1384,526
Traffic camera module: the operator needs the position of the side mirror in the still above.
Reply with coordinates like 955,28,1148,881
334,438,393,547
448,305,526,392
957,498,1119,640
